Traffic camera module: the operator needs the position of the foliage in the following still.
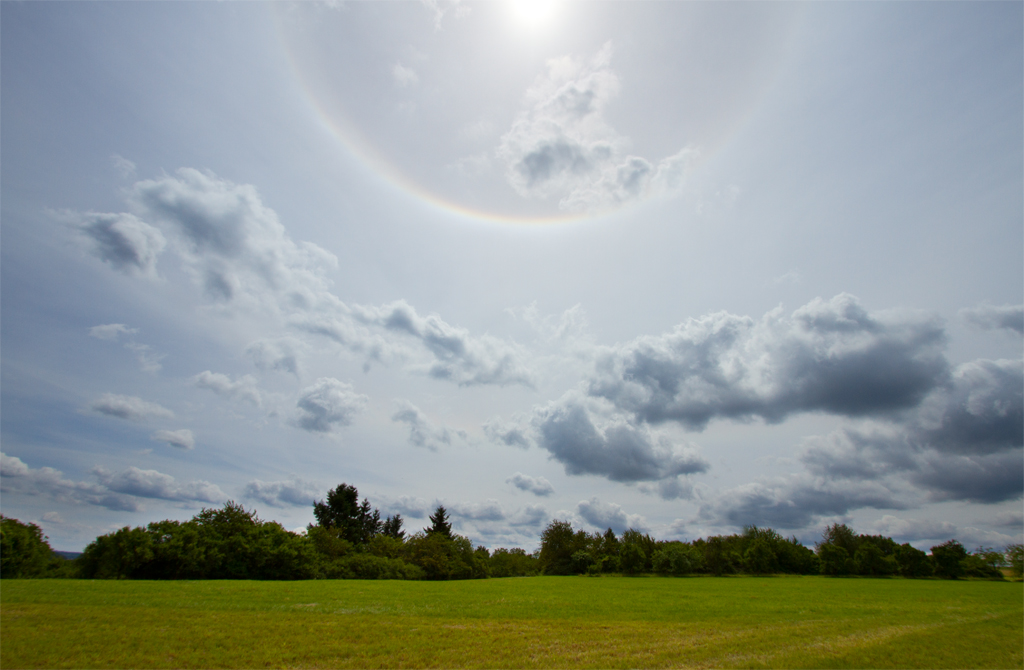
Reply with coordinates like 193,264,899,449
77,502,316,580
1007,544,1024,579
488,547,539,577
894,543,931,578
425,506,453,540
931,539,967,579
312,484,381,545
0,516,71,578
818,543,852,576
537,520,589,575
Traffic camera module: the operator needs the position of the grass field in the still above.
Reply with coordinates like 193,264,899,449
2,576,1021,668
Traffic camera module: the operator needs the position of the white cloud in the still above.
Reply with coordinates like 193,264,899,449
498,43,695,213
868,515,957,542
1,453,224,512
506,472,554,497
72,211,166,279
246,338,302,377
587,294,948,430
960,303,1024,335
92,466,225,504
193,371,263,408
129,168,340,315
89,323,138,341
243,476,320,508
392,62,418,87
577,497,647,534
89,393,174,422
391,400,466,451
292,378,368,433
151,429,195,450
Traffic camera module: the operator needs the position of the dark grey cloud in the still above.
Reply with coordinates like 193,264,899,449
391,400,466,451
243,477,320,508
89,393,175,422
915,359,1023,456
703,477,908,530
292,378,367,433
74,212,165,278
798,358,1023,505
911,451,1023,504
533,398,709,483
588,294,948,431
961,304,1024,335
507,472,554,497
576,497,647,534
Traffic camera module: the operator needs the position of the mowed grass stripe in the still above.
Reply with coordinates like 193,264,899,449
2,577,1021,669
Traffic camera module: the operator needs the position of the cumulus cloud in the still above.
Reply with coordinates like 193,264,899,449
353,301,533,387
449,499,506,522
587,294,948,431
868,515,957,542
1,453,30,477
246,338,302,377
89,323,138,341
129,168,340,313
89,393,174,422
193,371,263,408
151,429,195,450
243,476,320,508
798,358,1023,505
702,476,909,530
498,43,695,213
532,395,709,483
391,400,466,451
387,495,432,519
1,453,225,512
507,472,554,497
577,497,647,534
960,304,1024,335
483,415,533,449
92,466,225,504
293,378,367,433
73,212,166,278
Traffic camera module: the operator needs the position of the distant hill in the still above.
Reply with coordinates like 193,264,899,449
53,551,82,561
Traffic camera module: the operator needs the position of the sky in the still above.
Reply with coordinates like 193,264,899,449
1,1,1021,553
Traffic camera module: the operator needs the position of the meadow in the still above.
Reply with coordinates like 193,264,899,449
2,576,1021,669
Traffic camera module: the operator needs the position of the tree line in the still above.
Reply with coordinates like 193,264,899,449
2,483,1021,581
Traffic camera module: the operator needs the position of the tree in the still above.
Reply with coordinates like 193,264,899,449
312,484,382,545
1007,544,1023,579
538,520,589,575
930,539,967,579
854,542,896,576
425,506,453,540
381,514,405,540
894,543,931,578
0,516,65,578
818,523,859,556
818,543,852,576
744,538,778,575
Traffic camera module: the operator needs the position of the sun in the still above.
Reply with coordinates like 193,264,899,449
508,0,559,30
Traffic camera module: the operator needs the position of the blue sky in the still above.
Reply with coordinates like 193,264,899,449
2,1,1021,552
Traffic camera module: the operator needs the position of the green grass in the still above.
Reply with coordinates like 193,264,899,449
2,576,1020,668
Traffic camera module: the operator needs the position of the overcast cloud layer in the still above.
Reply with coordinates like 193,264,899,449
1,1,1020,552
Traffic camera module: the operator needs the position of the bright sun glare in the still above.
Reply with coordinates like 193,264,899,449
508,0,559,30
